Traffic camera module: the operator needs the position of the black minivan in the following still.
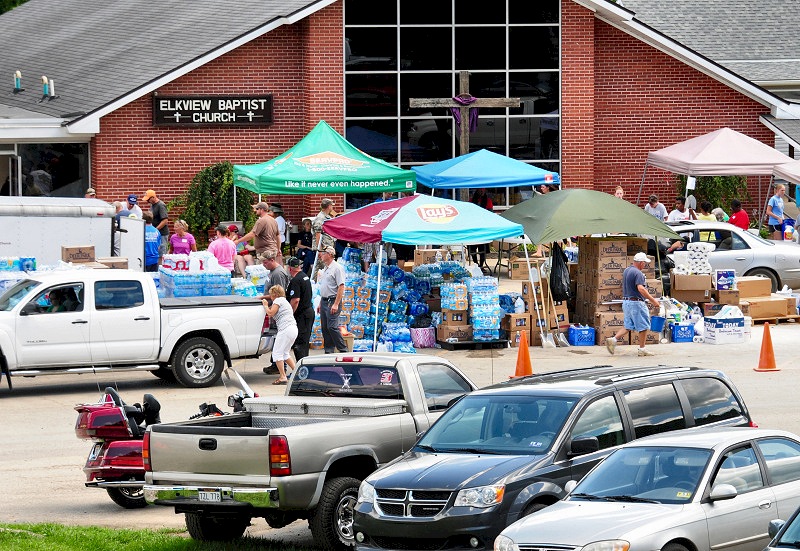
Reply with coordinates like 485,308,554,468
353,365,754,551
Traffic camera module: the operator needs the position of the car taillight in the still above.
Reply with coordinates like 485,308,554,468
142,431,151,472
335,356,363,362
269,435,291,476
262,314,270,333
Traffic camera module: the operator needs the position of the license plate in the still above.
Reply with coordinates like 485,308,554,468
198,490,222,502
88,443,102,461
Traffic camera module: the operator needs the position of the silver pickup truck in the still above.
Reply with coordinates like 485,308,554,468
143,353,477,550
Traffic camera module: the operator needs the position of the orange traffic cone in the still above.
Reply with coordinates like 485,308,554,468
510,331,534,378
754,322,780,372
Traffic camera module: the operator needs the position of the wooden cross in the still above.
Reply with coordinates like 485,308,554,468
410,71,521,157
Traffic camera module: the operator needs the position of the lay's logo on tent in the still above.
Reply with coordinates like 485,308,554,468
544,174,553,183
416,204,458,224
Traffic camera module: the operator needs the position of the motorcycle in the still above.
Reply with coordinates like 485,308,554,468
74,368,256,508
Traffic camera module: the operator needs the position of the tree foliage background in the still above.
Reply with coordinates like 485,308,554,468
0,0,27,14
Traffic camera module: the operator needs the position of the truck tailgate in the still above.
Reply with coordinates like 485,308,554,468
149,424,270,478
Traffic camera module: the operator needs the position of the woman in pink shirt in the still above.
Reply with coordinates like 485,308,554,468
208,225,237,274
169,220,197,255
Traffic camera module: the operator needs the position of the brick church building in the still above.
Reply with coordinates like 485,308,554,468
1,0,798,225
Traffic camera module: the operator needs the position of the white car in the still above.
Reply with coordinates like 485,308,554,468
667,220,800,291
495,427,800,551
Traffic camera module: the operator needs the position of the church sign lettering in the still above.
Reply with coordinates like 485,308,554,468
152,94,273,126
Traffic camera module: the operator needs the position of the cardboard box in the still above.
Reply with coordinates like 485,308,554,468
442,309,469,326
414,249,439,266
593,238,628,258
550,303,569,328
597,257,625,274
590,269,625,290
508,329,532,348
670,289,714,303
644,279,663,299
521,279,548,300
712,290,740,305
96,257,128,269
627,237,649,256
437,324,473,342
62,245,95,263
736,276,772,298
746,296,792,319
501,313,532,331
595,311,626,333
509,257,533,280
670,272,712,291
704,317,745,345
639,331,662,346
595,326,630,346
425,297,441,312
399,260,415,273
595,288,623,303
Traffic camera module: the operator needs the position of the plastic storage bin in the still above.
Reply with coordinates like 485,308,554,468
568,325,595,346
670,323,695,343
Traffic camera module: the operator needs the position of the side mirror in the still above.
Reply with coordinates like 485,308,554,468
709,483,738,501
564,480,578,494
768,519,786,540
569,436,600,456
20,302,38,316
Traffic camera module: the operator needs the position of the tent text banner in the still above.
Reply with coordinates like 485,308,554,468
153,94,273,126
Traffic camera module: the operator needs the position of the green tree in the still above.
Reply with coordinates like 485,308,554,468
0,0,27,14
675,174,750,211
169,161,256,246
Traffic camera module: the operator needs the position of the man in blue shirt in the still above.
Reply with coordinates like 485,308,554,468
142,212,160,271
606,252,660,357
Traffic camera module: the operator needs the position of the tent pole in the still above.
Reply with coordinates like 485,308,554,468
233,187,237,220
758,176,772,235
636,163,649,205
310,233,323,280
372,244,384,352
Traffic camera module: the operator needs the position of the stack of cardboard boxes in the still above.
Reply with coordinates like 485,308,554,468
437,308,473,342
573,237,662,346
516,275,570,346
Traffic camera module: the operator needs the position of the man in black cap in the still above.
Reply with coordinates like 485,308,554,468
286,256,314,361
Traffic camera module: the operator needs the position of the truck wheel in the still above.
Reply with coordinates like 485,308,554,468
106,487,147,509
171,337,224,388
310,476,360,551
150,366,176,383
185,512,249,541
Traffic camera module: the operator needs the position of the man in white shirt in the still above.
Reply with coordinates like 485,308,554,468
644,194,668,221
126,194,143,218
666,197,694,223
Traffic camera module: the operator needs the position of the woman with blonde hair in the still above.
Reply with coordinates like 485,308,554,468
262,285,298,385
169,220,197,254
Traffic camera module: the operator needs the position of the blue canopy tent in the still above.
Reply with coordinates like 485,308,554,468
412,149,560,189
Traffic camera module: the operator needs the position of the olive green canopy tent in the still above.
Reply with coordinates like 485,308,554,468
232,120,416,196
501,188,680,244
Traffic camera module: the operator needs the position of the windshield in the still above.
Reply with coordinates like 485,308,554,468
0,279,40,311
776,515,800,547
417,394,576,455
572,446,711,504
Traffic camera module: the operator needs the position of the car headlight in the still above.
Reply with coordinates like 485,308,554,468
454,485,505,507
357,480,375,505
495,535,519,551
581,540,630,551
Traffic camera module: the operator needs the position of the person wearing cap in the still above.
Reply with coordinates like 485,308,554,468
317,245,347,354
286,256,314,361
235,202,280,258
644,194,667,221
229,224,255,276
85,187,96,199
606,252,660,357
143,189,169,261
312,198,337,258
126,194,143,218
208,225,237,275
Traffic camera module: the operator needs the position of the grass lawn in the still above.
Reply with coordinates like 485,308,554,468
0,524,302,551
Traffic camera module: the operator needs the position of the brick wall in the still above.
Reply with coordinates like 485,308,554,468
563,1,774,214
90,3,344,231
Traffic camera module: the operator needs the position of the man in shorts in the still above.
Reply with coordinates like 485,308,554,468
606,252,660,357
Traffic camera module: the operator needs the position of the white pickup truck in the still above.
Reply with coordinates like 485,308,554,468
0,270,269,388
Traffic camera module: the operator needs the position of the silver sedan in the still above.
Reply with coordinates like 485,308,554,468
495,427,800,551
667,220,800,291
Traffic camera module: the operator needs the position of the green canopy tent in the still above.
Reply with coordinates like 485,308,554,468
501,188,681,244
233,120,416,199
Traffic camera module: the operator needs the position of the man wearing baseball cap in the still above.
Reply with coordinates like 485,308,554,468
126,194,143,218
234,201,280,258
143,189,169,261
317,245,347,354
606,252,660,357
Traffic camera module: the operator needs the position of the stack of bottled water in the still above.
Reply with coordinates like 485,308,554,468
245,264,269,293
441,283,469,310
467,276,503,341
379,321,416,354
232,278,259,297
0,256,22,271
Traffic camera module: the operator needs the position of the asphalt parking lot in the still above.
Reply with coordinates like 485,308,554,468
0,320,798,546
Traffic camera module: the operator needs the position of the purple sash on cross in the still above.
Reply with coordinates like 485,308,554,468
450,94,479,132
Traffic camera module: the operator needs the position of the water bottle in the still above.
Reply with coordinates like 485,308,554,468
514,296,525,313
435,250,443,263
784,224,794,241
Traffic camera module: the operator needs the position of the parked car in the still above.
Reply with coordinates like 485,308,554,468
353,366,754,551
666,220,800,291
495,427,800,551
